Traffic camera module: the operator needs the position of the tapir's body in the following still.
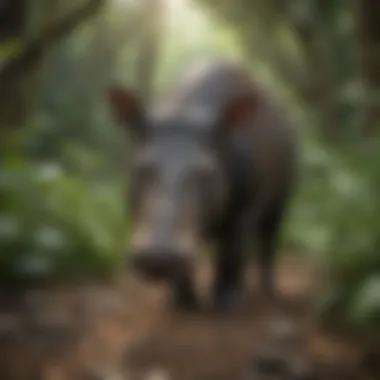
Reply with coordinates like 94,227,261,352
108,60,298,312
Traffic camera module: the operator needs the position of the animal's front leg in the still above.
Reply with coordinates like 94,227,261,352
256,199,287,299
172,271,198,311
212,205,250,314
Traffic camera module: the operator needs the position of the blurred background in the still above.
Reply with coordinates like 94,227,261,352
0,0,379,378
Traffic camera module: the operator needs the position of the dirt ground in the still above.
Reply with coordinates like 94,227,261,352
0,253,372,380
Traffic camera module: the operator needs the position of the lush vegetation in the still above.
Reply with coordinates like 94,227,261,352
0,0,379,330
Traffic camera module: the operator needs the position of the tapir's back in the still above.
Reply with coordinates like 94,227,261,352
173,60,298,208
173,60,254,113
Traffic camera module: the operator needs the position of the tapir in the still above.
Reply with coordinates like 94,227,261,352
107,60,298,313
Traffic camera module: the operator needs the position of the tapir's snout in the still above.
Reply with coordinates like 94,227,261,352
130,231,196,281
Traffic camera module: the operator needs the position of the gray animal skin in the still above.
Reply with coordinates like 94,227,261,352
108,59,298,313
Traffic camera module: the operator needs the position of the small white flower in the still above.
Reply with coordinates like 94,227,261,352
34,226,66,251
36,163,63,182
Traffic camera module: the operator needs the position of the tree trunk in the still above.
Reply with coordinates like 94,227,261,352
356,0,380,137
0,0,25,43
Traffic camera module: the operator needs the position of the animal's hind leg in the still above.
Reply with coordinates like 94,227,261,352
256,199,288,298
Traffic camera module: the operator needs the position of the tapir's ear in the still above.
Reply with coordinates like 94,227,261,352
219,93,257,131
108,86,146,140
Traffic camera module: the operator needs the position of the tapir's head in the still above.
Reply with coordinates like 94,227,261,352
108,85,255,281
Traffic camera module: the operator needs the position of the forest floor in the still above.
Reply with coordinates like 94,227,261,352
0,253,373,380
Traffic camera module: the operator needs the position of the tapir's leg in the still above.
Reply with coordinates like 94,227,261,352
213,202,250,313
172,272,198,310
256,198,288,298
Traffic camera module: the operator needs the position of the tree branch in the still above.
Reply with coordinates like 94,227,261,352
0,0,105,88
